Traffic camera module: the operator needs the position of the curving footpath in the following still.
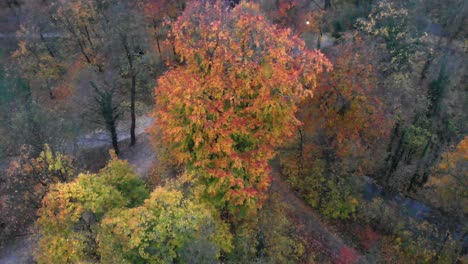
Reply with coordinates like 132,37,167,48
0,118,367,264
269,159,368,264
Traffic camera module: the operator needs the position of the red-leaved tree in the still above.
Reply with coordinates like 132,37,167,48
149,1,330,214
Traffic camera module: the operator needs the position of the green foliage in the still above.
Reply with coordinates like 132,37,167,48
98,153,149,207
255,196,306,263
427,70,448,116
359,198,464,263
356,0,421,70
0,71,33,156
359,198,403,234
283,158,326,208
280,152,358,220
382,235,435,263
225,195,306,263
0,67,15,105
98,187,232,264
320,178,359,220
403,118,433,157
36,156,149,263
37,156,231,264
380,230,460,264
0,70,81,157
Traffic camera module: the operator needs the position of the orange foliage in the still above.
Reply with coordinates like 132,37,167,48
426,136,468,215
149,1,330,212
136,0,185,56
300,35,391,169
52,59,84,101
137,0,184,20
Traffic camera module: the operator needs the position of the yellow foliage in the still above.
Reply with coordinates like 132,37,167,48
427,137,468,215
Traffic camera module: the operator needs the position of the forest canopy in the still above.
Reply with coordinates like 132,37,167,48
0,0,466,263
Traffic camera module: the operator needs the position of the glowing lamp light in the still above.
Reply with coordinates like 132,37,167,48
306,21,310,25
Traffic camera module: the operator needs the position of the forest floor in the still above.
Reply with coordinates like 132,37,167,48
0,115,366,264
0,234,37,264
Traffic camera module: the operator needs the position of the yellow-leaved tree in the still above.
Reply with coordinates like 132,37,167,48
36,154,231,263
426,136,468,217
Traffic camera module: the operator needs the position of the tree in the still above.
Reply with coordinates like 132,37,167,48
136,0,185,58
279,35,388,219
356,0,421,71
425,137,467,217
150,1,330,214
88,81,122,155
44,0,158,150
0,66,37,156
0,144,74,243
253,194,307,263
106,2,153,147
303,35,389,172
36,154,231,263
5,144,74,208
13,31,67,100
36,153,149,263
119,26,139,147
98,187,232,263
47,0,113,72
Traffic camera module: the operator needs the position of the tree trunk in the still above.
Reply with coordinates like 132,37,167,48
46,80,55,100
39,31,56,58
130,74,136,146
91,82,121,156
108,120,119,156
121,36,137,146
317,27,322,49
407,139,431,192
324,0,332,9
23,81,43,153
432,231,450,263
155,35,162,59
297,128,305,179
385,130,406,184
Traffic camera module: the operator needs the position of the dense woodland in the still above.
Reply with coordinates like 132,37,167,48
0,0,466,263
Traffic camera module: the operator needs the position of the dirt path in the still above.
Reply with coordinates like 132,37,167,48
0,123,366,264
121,133,367,263
0,116,154,264
121,132,368,264
120,133,156,178
270,160,367,263
0,235,36,264
120,132,367,263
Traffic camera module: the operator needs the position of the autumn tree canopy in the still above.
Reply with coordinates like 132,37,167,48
150,1,330,213
36,154,231,263
426,136,468,217
36,155,149,263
